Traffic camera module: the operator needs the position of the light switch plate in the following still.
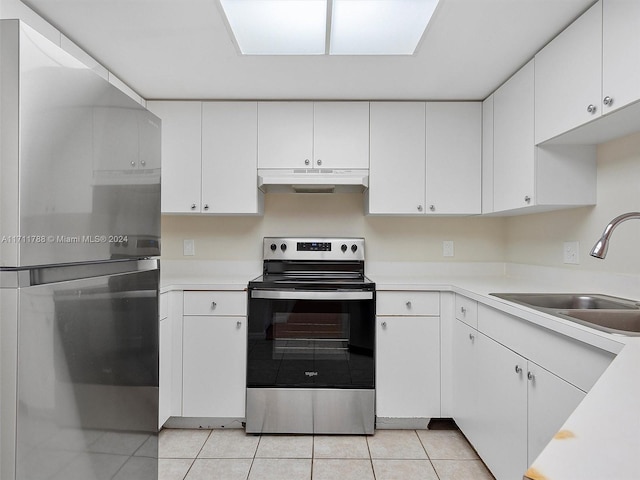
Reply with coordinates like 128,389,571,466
443,240,454,257
184,239,195,256
563,241,579,264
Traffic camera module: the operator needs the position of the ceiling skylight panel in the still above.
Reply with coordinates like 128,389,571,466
330,0,439,55
220,0,327,55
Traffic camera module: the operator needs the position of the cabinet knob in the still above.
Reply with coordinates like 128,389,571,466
304,159,310,166
316,159,322,166
130,161,136,167
211,301,217,309
469,333,475,341
417,205,423,212
236,321,242,328
515,365,522,374
406,301,412,309
203,204,209,211
460,306,467,315
381,321,387,328
141,160,146,166
587,104,597,114
190,204,197,210
528,371,535,381
429,205,435,212
603,96,613,107
524,195,531,204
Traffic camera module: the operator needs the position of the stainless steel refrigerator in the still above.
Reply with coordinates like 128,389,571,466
0,20,161,480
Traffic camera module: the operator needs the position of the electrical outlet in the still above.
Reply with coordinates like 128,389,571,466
183,239,195,256
563,241,579,264
443,240,454,257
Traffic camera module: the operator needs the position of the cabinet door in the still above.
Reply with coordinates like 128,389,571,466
425,102,481,214
481,95,494,214
368,102,426,214
602,0,640,114
201,102,263,214
257,102,313,169
534,1,603,143
527,362,585,465
476,333,527,480
493,60,535,212
182,316,247,418
313,102,369,169
376,316,440,418
147,101,202,213
452,320,479,446
159,315,171,428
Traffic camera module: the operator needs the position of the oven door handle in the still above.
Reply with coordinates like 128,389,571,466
251,290,374,301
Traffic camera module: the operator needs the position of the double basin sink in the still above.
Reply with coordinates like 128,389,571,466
490,293,640,336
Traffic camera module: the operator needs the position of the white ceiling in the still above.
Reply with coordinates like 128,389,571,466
23,0,596,101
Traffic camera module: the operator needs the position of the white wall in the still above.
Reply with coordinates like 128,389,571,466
505,131,640,275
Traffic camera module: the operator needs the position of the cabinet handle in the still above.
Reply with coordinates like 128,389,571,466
460,306,467,315
587,104,597,114
381,321,387,328
211,301,217,309
316,159,322,166
405,301,412,309
528,371,535,381
190,204,197,210
469,333,475,341
515,365,522,374
429,205,435,212
603,96,613,107
236,321,242,328
203,204,209,211
304,159,310,166
417,205,423,212
524,195,531,204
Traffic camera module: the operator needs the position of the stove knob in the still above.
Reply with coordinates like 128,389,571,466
280,243,287,252
270,243,277,251
341,244,348,253
351,244,358,253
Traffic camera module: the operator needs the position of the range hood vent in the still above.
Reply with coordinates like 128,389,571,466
258,169,368,194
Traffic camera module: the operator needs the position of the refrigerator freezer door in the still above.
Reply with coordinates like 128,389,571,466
0,21,160,267
14,262,159,480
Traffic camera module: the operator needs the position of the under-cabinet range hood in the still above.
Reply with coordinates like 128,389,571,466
258,169,369,193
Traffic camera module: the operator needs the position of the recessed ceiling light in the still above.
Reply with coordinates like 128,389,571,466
219,0,439,56
219,0,328,55
330,0,440,55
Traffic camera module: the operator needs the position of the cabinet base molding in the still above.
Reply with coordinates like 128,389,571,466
375,417,430,430
163,416,245,430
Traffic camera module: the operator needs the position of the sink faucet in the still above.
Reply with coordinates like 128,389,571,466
590,212,640,259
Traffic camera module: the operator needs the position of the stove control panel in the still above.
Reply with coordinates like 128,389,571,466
263,237,365,261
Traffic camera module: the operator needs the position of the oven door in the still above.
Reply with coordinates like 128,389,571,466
247,289,375,389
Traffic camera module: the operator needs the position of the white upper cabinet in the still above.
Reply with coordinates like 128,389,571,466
368,102,426,215
493,61,536,212
147,101,202,214
313,102,370,169
368,101,481,216
257,101,369,170
257,102,314,169
425,102,481,215
535,1,603,144
201,102,263,214
602,0,640,115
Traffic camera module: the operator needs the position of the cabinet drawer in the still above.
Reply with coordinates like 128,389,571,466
455,294,478,328
377,291,439,316
477,304,615,392
183,290,247,316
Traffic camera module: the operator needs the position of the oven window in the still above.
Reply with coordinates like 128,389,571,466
247,296,374,389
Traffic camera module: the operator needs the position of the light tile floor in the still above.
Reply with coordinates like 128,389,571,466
159,427,495,480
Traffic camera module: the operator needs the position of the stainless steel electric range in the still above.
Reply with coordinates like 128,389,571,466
246,237,375,435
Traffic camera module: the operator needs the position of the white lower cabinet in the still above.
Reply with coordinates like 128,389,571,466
181,290,247,419
376,291,440,424
451,320,479,445
159,292,171,428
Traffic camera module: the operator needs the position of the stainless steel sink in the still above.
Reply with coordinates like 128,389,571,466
490,292,640,336
490,293,639,310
